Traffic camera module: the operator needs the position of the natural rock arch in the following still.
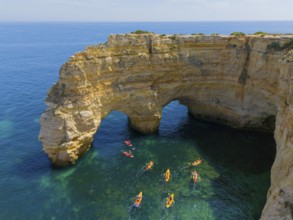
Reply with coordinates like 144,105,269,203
39,34,293,219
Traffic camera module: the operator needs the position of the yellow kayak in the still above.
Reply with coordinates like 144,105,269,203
133,192,143,208
165,169,170,182
146,161,154,171
190,159,202,167
166,193,174,208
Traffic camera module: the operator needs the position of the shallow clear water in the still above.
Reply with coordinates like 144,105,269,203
0,22,282,219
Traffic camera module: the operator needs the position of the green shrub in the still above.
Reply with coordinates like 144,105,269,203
130,30,154,34
283,39,293,50
230,32,245,37
211,33,219,36
267,42,282,51
254,31,268,35
191,33,204,35
267,39,293,51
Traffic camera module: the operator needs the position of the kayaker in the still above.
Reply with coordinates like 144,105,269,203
165,169,171,183
122,150,134,158
166,193,175,208
191,170,200,189
146,161,154,171
124,140,132,147
133,192,142,208
191,170,198,183
189,159,202,167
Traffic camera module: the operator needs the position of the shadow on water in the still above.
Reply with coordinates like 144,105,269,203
179,114,276,174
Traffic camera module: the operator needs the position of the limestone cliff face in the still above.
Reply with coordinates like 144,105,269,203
39,33,293,219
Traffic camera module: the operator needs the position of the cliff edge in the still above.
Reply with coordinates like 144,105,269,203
39,33,293,219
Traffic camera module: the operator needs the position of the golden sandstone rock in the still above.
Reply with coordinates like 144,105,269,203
39,33,293,219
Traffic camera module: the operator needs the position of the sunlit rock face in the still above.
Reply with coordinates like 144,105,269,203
39,33,293,219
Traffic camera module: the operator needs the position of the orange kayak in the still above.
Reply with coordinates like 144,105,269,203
190,159,202,167
146,161,154,171
166,193,174,208
133,192,143,208
165,169,170,182
191,171,198,183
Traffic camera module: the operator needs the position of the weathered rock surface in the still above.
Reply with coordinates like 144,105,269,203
39,33,293,219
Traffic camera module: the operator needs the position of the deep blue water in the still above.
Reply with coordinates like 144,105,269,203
0,22,285,219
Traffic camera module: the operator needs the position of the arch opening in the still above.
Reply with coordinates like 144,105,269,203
93,110,131,158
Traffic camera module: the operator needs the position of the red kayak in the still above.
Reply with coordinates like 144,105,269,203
122,151,134,158
124,140,132,147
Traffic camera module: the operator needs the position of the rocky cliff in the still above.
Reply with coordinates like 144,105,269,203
39,33,293,219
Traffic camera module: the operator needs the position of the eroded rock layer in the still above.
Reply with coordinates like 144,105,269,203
39,34,293,219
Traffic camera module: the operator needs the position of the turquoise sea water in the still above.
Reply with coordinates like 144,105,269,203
0,22,286,219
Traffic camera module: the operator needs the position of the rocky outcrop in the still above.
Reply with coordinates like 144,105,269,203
39,33,293,219
261,49,293,220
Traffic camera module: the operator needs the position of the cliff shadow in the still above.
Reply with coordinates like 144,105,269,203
175,112,276,219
